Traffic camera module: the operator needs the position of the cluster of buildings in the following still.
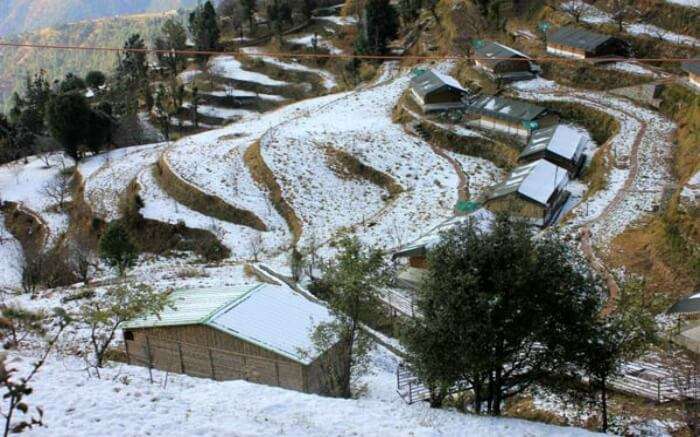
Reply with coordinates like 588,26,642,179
409,27,601,228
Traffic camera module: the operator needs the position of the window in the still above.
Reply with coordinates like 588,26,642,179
124,331,134,341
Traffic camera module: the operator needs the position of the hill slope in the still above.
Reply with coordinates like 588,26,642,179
0,11,180,108
0,0,203,37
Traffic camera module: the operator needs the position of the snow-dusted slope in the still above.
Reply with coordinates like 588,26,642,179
241,47,338,90
78,143,167,221
165,92,353,254
0,153,71,243
0,219,23,290
260,72,459,251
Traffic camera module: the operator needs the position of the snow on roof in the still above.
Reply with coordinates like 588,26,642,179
467,95,547,123
121,284,335,364
520,125,583,161
410,70,468,98
209,284,335,364
518,160,569,205
489,160,568,205
473,41,531,64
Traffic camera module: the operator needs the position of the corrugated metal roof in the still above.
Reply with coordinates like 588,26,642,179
121,284,336,365
209,284,335,364
547,26,613,51
473,41,530,68
489,159,568,205
520,125,583,161
667,291,700,314
682,59,700,76
410,69,468,100
466,95,547,123
120,285,258,329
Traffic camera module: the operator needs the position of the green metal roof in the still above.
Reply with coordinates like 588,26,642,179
465,95,548,123
120,285,261,330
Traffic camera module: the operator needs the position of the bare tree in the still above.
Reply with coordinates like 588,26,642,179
249,233,264,262
561,0,587,23
41,158,71,211
67,236,98,284
609,0,634,33
303,230,320,280
0,308,71,437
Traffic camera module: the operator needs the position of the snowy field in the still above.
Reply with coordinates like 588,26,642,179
0,153,71,244
512,78,675,245
259,71,459,253
209,55,289,86
1,264,598,437
136,165,286,258
242,47,338,90
287,34,343,55
562,1,700,46
205,87,287,102
0,218,23,290
165,92,354,255
446,151,504,200
78,143,167,221
183,102,256,120
601,62,665,78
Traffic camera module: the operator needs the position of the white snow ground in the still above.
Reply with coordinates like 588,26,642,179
78,143,168,221
446,151,504,200
1,265,598,437
287,34,344,55
0,218,23,290
242,47,338,90
209,55,289,86
259,71,459,252
0,153,71,244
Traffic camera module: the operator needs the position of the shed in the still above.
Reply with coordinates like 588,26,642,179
485,159,570,227
681,59,700,89
410,69,469,112
519,125,586,174
464,95,559,137
473,41,537,82
120,283,339,395
546,26,628,60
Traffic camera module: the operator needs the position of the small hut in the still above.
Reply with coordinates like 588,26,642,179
519,125,586,175
546,26,628,60
681,59,700,89
410,69,469,112
464,95,559,138
485,159,570,227
473,40,538,82
668,291,700,355
120,283,339,394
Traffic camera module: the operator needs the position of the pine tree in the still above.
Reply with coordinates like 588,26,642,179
154,18,188,76
58,73,86,94
309,237,390,397
358,0,399,55
402,215,604,414
189,1,220,59
241,0,258,33
99,222,138,276
46,92,91,161
116,34,149,116
85,71,106,90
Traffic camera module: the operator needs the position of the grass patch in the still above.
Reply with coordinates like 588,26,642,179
324,145,403,199
155,155,267,231
540,61,652,91
243,141,302,245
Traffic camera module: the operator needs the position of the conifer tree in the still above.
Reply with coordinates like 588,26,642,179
357,0,399,55
99,222,138,276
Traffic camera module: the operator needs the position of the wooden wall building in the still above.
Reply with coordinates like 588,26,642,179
519,124,586,175
464,95,558,138
546,26,628,60
473,41,537,82
410,69,470,112
121,284,339,395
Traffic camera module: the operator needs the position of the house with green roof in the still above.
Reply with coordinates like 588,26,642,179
463,95,559,138
120,283,341,394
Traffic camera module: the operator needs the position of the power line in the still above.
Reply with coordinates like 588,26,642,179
0,41,697,63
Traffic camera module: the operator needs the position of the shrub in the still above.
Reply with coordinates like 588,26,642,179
99,222,138,276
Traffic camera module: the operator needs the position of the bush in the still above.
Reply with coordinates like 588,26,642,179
99,222,138,276
195,238,228,262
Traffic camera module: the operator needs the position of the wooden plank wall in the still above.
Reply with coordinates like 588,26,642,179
126,325,307,392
